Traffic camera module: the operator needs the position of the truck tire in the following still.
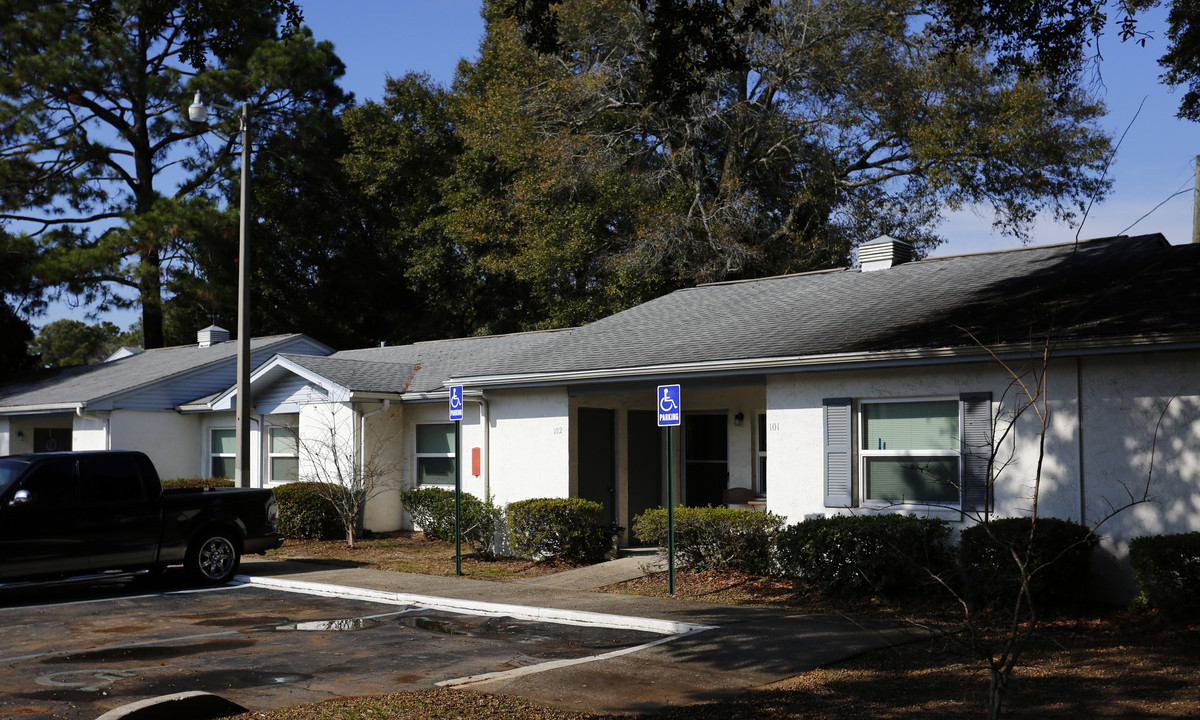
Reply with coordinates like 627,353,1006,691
186,530,241,584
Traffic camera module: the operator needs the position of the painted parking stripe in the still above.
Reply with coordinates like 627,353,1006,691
237,574,716,636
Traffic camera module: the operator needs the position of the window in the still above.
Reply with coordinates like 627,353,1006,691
860,399,960,504
83,454,146,505
267,426,299,484
415,423,456,486
756,413,768,495
32,427,71,453
210,428,235,479
823,394,992,512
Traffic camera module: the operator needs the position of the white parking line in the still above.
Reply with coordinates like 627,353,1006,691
237,575,715,636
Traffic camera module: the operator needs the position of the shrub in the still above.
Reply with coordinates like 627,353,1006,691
274,482,344,540
633,506,785,574
1130,532,1200,616
399,486,503,559
958,517,1097,612
774,514,952,598
507,498,619,564
160,477,236,490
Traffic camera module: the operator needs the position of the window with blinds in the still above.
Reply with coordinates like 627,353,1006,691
860,399,960,504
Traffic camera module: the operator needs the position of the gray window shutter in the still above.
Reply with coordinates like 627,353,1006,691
823,398,854,507
960,392,992,515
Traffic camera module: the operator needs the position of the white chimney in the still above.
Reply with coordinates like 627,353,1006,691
859,235,913,272
197,325,231,348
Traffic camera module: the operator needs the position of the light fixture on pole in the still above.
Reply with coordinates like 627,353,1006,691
189,91,253,488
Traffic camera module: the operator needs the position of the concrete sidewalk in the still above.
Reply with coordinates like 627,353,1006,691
239,556,924,715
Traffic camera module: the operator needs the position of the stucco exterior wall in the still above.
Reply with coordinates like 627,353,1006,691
765,359,1087,525
487,387,570,508
106,410,201,480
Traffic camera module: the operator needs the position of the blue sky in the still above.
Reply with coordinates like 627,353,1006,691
45,0,1198,330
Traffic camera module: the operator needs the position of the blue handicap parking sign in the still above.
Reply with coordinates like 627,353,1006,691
657,384,681,427
449,385,464,421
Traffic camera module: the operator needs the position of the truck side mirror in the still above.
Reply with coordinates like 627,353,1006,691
8,489,31,507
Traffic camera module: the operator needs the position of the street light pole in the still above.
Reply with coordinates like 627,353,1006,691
190,93,253,488
234,101,252,489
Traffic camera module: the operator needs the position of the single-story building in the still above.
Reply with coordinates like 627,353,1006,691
2,233,1197,599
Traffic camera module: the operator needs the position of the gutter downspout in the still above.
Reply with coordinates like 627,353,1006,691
464,393,491,501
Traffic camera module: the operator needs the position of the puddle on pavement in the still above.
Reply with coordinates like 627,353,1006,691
397,616,470,636
276,617,389,632
42,638,256,663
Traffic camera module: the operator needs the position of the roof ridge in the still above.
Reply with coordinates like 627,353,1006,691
411,327,574,346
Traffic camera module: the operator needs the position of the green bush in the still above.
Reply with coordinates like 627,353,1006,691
399,486,503,559
274,482,344,540
774,514,952,597
633,506,785,574
160,477,236,490
958,517,1097,612
1130,532,1200,616
507,498,619,564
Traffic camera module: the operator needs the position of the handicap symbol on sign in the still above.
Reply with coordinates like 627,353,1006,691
449,385,464,420
657,384,681,427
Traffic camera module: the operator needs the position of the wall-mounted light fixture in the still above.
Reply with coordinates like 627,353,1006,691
733,412,745,427
15,430,24,440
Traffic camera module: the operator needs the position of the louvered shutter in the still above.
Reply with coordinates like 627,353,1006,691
823,398,854,507
960,392,992,516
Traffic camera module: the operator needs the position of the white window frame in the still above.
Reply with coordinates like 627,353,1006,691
415,422,457,487
858,397,962,507
209,427,235,479
265,424,300,485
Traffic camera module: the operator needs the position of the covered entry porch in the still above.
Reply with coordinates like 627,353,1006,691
567,380,768,545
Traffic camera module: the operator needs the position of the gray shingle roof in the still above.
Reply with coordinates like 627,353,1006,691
457,234,1200,379
277,354,417,394
330,330,572,394
0,334,323,410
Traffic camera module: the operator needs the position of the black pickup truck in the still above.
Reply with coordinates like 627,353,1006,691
0,450,283,585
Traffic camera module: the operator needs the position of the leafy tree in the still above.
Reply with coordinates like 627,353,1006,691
0,230,38,376
29,318,140,367
0,0,343,348
445,0,1113,326
932,0,1200,120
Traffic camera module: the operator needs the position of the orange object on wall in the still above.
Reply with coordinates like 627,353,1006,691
472,447,481,477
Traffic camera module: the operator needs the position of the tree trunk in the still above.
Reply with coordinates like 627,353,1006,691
987,669,1007,720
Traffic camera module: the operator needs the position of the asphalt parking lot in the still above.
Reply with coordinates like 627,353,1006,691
0,573,666,720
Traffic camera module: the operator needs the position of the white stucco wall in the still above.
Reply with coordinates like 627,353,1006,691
103,410,201,479
765,359,1089,526
488,387,570,508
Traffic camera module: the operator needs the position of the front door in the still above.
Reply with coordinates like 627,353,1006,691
684,414,727,507
577,408,616,526
626,410,662,545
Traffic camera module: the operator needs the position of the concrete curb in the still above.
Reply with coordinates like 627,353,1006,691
94,690,246,720
236,574,715,636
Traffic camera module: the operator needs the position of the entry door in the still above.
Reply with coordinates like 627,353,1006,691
577,408,616,525
684,414,728,507
626,410,662,545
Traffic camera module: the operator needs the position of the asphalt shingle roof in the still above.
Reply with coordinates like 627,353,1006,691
474,233,1200,378
277,354,418,394
0,334,315,409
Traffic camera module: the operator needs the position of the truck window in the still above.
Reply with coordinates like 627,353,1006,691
84,454,147,505
0,458,31,495
17,459,80,506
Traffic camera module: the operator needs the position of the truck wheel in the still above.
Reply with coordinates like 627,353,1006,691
187,531,241,584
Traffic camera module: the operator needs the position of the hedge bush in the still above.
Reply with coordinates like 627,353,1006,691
632,506,785,574
774,514,952,598
399,486,503,559
161,477,236,490
507,498,619,563
958,517,1097,612
1130,532,1200,616
274,482,344,540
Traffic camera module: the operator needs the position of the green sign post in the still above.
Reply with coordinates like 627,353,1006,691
657,384,680,595
450,386,464,576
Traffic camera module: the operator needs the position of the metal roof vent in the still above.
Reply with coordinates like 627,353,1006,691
198,325,230,347
859,235,913,272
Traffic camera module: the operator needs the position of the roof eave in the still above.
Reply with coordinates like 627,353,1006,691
0,402,86,416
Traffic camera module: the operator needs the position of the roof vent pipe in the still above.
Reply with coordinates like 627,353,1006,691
859,235,913,272
198,325,231,347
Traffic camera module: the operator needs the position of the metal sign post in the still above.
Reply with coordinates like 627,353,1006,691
657,384,680,595
449,386,464,576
